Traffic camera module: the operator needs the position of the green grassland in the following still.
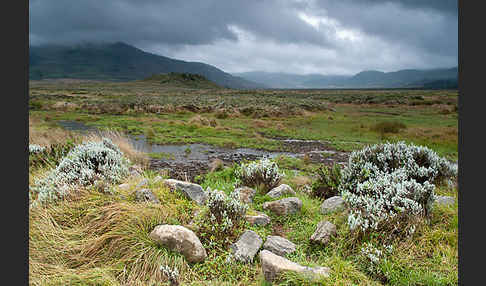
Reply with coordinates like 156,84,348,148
29,79,458,160
29,78,458,285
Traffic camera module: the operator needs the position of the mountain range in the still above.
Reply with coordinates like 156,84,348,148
234,68,457,89
29,42,457,89
29,42,263,89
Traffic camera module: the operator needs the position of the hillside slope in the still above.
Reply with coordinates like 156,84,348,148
29,42,264,89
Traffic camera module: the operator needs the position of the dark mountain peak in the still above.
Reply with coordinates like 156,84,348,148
29,42,263,89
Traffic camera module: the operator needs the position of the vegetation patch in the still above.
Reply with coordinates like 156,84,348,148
339,141,457,239
30,138,130,206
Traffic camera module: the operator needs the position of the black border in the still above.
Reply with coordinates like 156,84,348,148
7,0,29,284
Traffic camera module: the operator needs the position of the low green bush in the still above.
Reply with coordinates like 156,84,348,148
311,164,342,199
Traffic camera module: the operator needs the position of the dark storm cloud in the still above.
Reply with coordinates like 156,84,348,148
29,0,457,74
310,0,457,57
29,0,333,47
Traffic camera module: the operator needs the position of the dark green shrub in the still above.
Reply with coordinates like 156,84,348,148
371,121,406,134
311,164,342,199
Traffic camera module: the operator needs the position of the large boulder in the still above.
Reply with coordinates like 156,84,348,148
163,179,207,205
229,230,263,263
263,236,296,257
245,212,271,226
233,187,256,204
149,225,207,263
310,221,336,246
134,189,160,204
267,184,296,199
263,197,302,216
320,196,345,215
259,250,330,283
434,195,455,207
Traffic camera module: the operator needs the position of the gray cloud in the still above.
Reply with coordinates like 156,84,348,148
29,0,457,75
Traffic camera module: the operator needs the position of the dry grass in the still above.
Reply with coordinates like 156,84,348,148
252,119,269,128
29,117,79,147
188,115,217,127
289,175,312,190
208,158,224,172
83,130,150,169
29,183,197,286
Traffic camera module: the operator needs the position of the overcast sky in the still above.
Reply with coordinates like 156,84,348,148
29,0,458,75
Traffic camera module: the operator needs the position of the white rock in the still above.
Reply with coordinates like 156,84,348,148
320,196,345,214
163,179,207,205
310,221,336,246
259,250,330,282
263,236,296,257
267,184,296,199
263,197,302,216
149,225,207,263
229,230,263,263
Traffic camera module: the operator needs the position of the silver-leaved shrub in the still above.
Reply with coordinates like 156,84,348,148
29,144,45,154
30,138,130,206
236,158,283,192
340,141,457,233
204,187,248,233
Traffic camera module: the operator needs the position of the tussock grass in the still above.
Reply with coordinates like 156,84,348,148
29,184,196,286
83,130,150,169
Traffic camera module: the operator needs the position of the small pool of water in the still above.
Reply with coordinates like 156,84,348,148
56,120,298,164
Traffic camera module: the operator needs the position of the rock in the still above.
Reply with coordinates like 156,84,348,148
149,225,207,263
134,188,160,204
435,195,455,207
129,165,143,177
233,187,256,204
245,213,271,226
130,170,142,178
267,184,296,199
320,196,345,214
136,178,149,189
263,236,296,257
153,175,164,184
118,183,130,191
229,230,263,263
163,179,207,205
259,250,330,283
310,221,336,246
263,197,302,216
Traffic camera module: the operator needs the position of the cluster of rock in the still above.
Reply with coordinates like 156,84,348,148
120,171,355,283
225,229,330,283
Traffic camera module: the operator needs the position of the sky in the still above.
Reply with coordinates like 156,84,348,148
29,0,458,75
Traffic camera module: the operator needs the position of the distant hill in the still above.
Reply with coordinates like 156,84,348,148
140,72,221,89
234,67,457,89
29,42,264,89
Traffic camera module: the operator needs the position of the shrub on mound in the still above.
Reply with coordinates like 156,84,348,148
195,188,248,245
339,141,457,234
30,138,130,206
311,163,342,199
236,158,283,192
